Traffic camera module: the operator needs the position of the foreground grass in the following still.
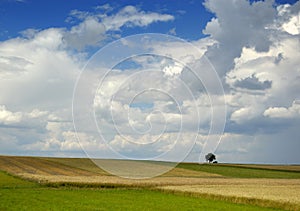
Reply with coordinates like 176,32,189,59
2,188,283,211
178,163,300,178
0,171,38,189
0,171,281,211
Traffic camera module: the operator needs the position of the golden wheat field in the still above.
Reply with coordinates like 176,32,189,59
159,181,300,210
1,155,299,210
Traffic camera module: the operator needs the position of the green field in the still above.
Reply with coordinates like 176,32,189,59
0,171,281,211
0,156,299,210
177,163,300,178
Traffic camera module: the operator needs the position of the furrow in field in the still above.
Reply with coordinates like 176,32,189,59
0,156,97,176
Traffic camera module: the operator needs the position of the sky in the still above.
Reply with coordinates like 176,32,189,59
0,0,300,165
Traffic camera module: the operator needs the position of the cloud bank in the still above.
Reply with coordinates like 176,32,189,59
0,1,300,164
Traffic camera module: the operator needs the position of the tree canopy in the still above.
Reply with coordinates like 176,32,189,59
205,153,216,163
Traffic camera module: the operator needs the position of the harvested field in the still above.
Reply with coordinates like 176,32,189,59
0,156,96,176
45,157,222,178
0,156,222,179
42,157,109,175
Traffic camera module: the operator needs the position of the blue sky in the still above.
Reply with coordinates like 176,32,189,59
0,0,300,166
0,0,214,41
0,0,298,41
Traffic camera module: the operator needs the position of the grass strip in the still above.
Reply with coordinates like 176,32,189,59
177,163,300,178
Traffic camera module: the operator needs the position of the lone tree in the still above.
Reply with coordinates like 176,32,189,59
205,153,216,163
